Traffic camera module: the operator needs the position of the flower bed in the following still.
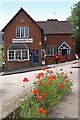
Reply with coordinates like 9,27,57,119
20,68,73,118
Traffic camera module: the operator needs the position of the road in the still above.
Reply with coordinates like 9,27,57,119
0,61,79,119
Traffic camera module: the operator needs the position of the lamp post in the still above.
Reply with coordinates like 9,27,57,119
44,35,47,64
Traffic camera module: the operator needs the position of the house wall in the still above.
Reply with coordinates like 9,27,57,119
45,34,76,64
4,11,42,71
46,34,76,54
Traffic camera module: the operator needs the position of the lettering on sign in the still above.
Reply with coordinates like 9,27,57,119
12,38,33,43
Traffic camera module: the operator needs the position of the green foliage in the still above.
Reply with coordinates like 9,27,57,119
67,1,80,53
0,42,4,62
20,69,73,118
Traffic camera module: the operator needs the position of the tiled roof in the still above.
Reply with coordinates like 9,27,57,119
36,20,73,34
8,44,29,50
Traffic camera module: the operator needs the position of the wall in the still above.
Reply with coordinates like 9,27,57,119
46,34,76,54
4,11,42,71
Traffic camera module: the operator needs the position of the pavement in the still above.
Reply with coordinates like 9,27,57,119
1,60,78,76
0,60,79,119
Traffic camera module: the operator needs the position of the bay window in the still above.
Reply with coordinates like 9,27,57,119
8,49,29,61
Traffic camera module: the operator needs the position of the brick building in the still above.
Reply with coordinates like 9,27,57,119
2,8,76,71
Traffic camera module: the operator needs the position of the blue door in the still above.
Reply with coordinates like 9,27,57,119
32,50,38,63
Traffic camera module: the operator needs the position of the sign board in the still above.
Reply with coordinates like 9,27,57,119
12,38,33,43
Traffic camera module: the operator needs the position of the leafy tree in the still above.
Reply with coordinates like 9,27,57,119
67,1,80,53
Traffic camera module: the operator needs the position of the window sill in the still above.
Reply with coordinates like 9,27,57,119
8,59,29,62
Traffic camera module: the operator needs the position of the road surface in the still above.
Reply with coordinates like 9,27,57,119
0,61,79,119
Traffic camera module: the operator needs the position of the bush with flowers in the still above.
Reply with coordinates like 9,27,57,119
19,67,73,118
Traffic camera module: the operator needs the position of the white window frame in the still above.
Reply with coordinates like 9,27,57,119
7,49,29,61
16,26,29,38
47,47,54,56
58,48,70,55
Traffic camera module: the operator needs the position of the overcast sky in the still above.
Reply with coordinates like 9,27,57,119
0,0,79,31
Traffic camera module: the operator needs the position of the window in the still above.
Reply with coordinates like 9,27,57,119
8,51,14,60
8,50,29,61
22,50,28,59
47,47,54,56
16,27,29,38
15,51,21,60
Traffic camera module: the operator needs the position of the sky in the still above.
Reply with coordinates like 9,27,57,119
0,0,79,31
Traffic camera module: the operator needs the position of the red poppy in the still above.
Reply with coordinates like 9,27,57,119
39,72,44,76
52,75,56,79
42,67,46,71
59,84,64,88
48,82,52,84
23,78,29,82
60,68,63,71
39,81,43,85
41,93,46,97
36,73,44,79
49,70,53,73
48,76,53,80
33,89,38,95
64,75,68,79
37,96,43,101
61,72,64,74
70,71,73,74
38,108,46,114
65,80,69,83
36,75,41,79
47,70,50,73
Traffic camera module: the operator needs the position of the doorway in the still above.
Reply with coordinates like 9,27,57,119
32,50,38,63
62,49,67,55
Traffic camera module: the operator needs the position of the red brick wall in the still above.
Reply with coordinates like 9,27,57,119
4,11,42,70
46,34,76,54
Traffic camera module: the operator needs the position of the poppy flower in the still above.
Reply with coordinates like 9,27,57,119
48,82,52,84
38,72,44,76
49,70,53,73
38,108,46,114
64,75,68,79
41,93,46,97
37,96,43,101
65,80,69,83
42,67,46,71
70,71,73,74
39,81,43,85
36,73,44,79
47,70,50,73
60,68,63,71
52,75,56,79
33,89,38,95
61,72,64,74
48,76,53,80
23,78,29,82
59,84,64,88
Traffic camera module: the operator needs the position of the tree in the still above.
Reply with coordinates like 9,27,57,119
67,1,80,53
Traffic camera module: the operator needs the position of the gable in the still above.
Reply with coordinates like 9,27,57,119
2,8,42,32
58,41,71,49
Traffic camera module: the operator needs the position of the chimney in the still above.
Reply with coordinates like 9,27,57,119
47,19,58,21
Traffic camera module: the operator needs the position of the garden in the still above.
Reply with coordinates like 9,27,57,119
19,67,73,118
